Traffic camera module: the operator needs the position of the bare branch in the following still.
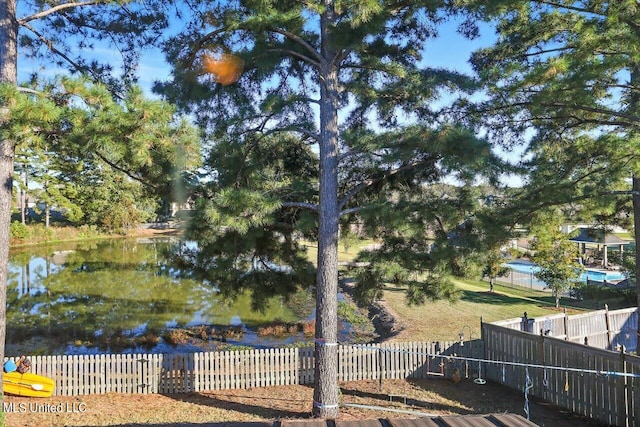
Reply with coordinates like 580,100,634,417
16,87,42,96
520,45,574,58
93,150,159,190
20,22,103,82
534,1,606,17
269,28,323,66
18,1,106,25
340,206,368,217
265,48,322,70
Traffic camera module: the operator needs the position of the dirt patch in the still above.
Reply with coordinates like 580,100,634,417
4,379,605,427
128,227,183,238
368,298,406,340
339,278,406,341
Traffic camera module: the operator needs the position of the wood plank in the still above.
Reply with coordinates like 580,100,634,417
386,419,441,427
439,415,497,427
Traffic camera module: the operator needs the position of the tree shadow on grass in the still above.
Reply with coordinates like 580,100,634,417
383,283,560,308
166,390,311,418
459,289,557,307
92,390,312,427
338,381,475,415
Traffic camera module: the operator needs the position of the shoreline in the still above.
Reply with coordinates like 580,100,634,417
339,277,405,342
9,224,183,249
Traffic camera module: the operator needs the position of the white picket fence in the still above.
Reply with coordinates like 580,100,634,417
6,341,465,396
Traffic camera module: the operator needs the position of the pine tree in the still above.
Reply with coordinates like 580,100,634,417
158,1,504,417
0,1,178,417
459,0,640,324
2,77,201,231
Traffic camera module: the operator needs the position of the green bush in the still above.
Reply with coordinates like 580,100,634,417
571,283,637,305
77,224,100,239
29,224,54,240
508,247,526,259
10,221,30,240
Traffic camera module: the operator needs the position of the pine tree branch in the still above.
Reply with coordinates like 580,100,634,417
338,150,386,163
93,150,159,190
18,0,106,24
269,28,324,67
534,1,606,17
338,159,431,209
533,2,640,40
265,48,322,69
295,128,321,142
340,206,368,217
20,23,103,83
507,164,626,230
281,201,318,211
479,99,640,128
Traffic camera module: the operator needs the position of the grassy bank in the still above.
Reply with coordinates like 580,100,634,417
382,278,592,343
9,223,177,248
300,239,607,343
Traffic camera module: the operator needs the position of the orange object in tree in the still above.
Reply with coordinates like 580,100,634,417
202,53,244,86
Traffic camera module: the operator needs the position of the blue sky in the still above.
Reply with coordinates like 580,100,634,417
20,13,493,96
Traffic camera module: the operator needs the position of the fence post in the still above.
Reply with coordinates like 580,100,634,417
377,346,383,391
618,349,629,427
605,304,613,350
563,308,569,341
538,334,547,401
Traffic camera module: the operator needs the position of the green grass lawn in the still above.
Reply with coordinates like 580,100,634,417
381,278,593,343
302,238,377,264
300,238,628,344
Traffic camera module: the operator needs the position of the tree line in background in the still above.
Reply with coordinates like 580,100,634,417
2,0,640,420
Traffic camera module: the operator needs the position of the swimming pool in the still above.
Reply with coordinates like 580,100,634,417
505,261,626,283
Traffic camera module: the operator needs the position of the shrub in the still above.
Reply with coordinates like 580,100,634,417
508,247,527,259
10,221,30,240
77,224,100,239
571,283,637,305
29,224,54,241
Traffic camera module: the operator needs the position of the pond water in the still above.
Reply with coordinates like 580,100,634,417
7,237,366,356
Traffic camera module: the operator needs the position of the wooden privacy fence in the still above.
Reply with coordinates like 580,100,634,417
492,306,638,351
8,341,476,397
483,321,640,427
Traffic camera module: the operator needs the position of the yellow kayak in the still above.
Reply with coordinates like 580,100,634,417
3,371,55,397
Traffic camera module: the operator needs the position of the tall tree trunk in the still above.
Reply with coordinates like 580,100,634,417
312,1,340,419
20,164,26,223
631,65,640,341
0,0,18,418
633,177,640,337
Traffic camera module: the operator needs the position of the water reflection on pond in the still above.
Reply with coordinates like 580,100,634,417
8,238,360,356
